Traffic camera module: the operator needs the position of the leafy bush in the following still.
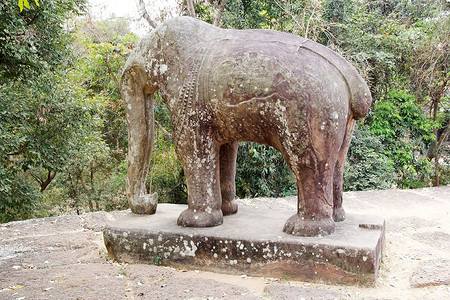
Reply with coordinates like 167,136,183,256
344,125,395,191
369,90,434,188
0,166,42,223
148,122,187,204
235,142,296,198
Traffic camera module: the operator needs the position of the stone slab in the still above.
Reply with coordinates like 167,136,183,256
103,203,385,285
263,284,345,300
410,259,450,288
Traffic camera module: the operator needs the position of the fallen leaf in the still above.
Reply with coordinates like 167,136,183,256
10,285,24,290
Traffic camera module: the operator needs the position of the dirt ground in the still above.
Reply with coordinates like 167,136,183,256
1,186,449,299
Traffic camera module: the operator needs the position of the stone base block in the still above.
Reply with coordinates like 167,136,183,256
103,203,384,285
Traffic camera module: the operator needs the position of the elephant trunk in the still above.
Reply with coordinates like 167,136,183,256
121,64,158,214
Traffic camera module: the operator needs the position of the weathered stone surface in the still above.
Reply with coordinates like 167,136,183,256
386,216,438,233
412,231,450,250
126,264,260,299
104,202,384,285
121,16,372,236
410,259,450,287
264,283,345,300
1,264,126,299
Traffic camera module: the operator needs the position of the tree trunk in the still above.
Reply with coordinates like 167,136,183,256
79,171,94,212
40,170,56,193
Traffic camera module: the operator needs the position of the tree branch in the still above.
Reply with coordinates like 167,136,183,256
436,120,450,153
155,120,172,138
138,0,158,29
40,170,56,193
187,0,196,18
6,142,29,156
104,54,123,99
30,172,42,185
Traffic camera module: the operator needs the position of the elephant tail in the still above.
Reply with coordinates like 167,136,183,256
345,69,372,120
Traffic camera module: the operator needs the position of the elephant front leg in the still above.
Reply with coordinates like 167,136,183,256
176,135,223,227
220,142,239,216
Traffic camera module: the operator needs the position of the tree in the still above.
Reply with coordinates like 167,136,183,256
344,125,395,191
137,0,183,30
0,0,97,222
369,91,435,188
408,10,449,185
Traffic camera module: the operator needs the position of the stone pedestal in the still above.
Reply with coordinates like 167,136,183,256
103,203,384,285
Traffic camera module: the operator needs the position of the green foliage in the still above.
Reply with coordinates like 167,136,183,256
236,143,296,198
45,159,128,216
148,97,187,204
149,141,187,204
1,0,89,222
18,0,40,12
0,166,42,223
0,71,107,219
0,3,141,221
344,125,395,191
154,252,163,265
1,0,86,79
221,0,286,30
369,90,435,188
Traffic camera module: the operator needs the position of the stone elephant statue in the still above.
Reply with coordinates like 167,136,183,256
120,17,372,236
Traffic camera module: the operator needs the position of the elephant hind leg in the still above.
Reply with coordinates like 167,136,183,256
219,142,239,216
283,165,335,236
281,144,336,236
333,118,355,222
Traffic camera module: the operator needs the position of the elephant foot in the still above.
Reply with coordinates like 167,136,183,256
221,199,238,216
333,207,346,222
177,208,223,227
130,193,158,215
283,214,335,237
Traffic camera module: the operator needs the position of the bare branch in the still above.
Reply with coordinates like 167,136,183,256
436,120,450,153
155,120,172,138
104,54,123,99
30,172,42,185
187,0,196,18
138,0,158,29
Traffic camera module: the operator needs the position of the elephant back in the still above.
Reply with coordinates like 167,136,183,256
296,39,372,120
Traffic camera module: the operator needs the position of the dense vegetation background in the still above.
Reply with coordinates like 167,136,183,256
1,0,448,223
